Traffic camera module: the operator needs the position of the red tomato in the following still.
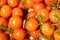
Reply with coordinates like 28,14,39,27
12,7,23,17
13,28,26,40
26,17,38,31
8,16,23,29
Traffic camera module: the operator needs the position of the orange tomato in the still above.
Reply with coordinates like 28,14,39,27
0,32,8,40
7,0,18,7
34,0,42,3
33,3,45,13
50,10,60,24
44,0,57,6
26,17,38,31
37,9,49,23
1,5,12,18
41,23,55,37
25,0,35,8
8,16,23,29
0,17,8,26
27,11,36,20
13,28,26,40
0,0,7,6
54,28,60,40
30,30,40,38
12,7,23,17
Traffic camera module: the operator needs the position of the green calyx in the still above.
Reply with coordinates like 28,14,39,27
21,0,26,5
1,25,14,32
57,0,60,9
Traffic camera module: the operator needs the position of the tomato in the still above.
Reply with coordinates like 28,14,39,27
37,9,49,23
25,0,35,8
7,0,18,7
44,0,57,6
41,23,55,37
50,10,60,24
26,17,38,31
0,0,7,6
18,0,26,9
0,32,8,40
34,0,42,3
0,17,8,26
13,28,26,40
30,30,40,38
54,28,60,40
33,3,45,13
27,11,36,20
12,7,23,17
1,5,12,18
8,16,23,29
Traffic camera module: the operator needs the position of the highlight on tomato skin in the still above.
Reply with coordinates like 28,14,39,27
0,0,60,40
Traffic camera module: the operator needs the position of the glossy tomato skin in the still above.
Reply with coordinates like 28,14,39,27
50,10,60,24
54,29,60,40
44,0,57,6
7,0,18,7
26,17,38,31
8,16,23,29
12,7,23,17
37,9,49,23
0,32,8,40
27,11,36,20
13,28,26,40
0,17,8,26
33,3,45,13
41,23,55,37
0,0,7,6
1,5,12,18
34,0,42,3
25,0,35,8
30,30,40,38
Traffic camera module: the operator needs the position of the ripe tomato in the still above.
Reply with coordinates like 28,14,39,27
41,23,55,37
1,5,12,18
44,0,57,6
12,7,23,17
0,0,7,6
0,32,8,40
7,0,18,7
33,3,45,13
18,0,26,9
37,9,49,23
26,17,38,31
27,11,36,20
8,16,23,29
30,30,40,38
34,0,42,3
13,28,26,40
0,17,8,26
54,28,60,40
50,10,60,24
25,0,35,8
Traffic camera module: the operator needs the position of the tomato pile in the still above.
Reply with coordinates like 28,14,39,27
0,0,60,40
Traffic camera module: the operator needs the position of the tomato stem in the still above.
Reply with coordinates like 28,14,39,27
57,0,60,9
1,25,14,32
